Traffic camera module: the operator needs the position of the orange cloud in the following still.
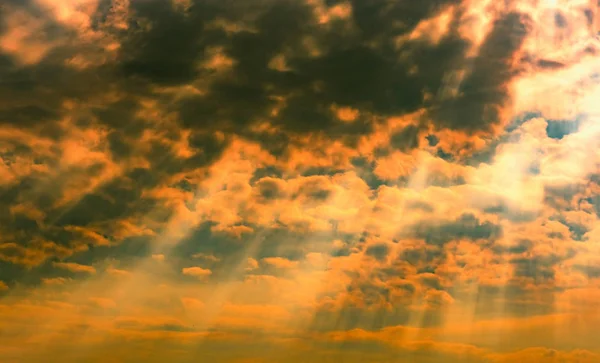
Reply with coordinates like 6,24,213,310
245,258,259,271
152,254,165,262
106,267,131,277
0,7,55,65
490,347,600,363
53,262,96,274
333,106,360,122
182,267,212,279
42,277,70,285
262,257,299,269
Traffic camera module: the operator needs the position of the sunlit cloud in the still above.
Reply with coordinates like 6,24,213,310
53,262,96,274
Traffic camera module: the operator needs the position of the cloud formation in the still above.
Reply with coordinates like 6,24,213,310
0,0,599,361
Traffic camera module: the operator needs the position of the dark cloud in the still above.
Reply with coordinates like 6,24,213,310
0,260,26,287
554,11,568,28
546,119,581,140
566,223,588,241
492,239,532,255
350,0,462,41
250,166,284,184
583,8,595,28
255,178,285,202
347,281,390,305
483,204,538,223
55,193,127,227
574,264,600,279
301,167,347,177
175,80,275,132
365,243,390,262
0,0,530,174
544,184,587,210
536,59,566,70
461,111,543,167
295,178,333,202
418,273,444,290
52,169,171,229
350,157,389,190
411,213,502,245
0,105,59,127
389,125,421,151
435,148,455,162
588,194,600,217
169,223,340,280
511,255,558,282
91,98,143,133
400,249,440,269
425,172,467,187
106,130,134,160
0,57,118,140
116,0,216,86
510,247,575,285
430,12,530,132
291,46,421,115
406,200,435,213
426,134,440,147
103,0,521,149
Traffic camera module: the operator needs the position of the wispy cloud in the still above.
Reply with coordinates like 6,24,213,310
53,262,96,274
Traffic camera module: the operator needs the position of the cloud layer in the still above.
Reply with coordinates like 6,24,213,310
1,0,600,361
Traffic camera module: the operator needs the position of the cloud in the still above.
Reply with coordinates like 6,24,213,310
180,297,204,310
490,347,600,363
106,267,131,277
261,257,299,269
53,262,96,274
246,258,259,271
88,297,117,309
0,7,55,66
182,267,212,279
0,0,599,361
42,277,70,285
192,253,220,262
152,254,165,262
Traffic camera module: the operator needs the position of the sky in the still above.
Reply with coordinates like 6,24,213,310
0,0,600,362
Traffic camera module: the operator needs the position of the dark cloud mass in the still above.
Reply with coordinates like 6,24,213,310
412,213,503,246
98,0,525,141
0,0,531,157
431,15,528,132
